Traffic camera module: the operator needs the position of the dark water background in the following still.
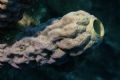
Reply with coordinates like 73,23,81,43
0,0,120,80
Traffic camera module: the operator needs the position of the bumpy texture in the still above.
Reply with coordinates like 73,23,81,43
0,10,104,68
0,0,23,28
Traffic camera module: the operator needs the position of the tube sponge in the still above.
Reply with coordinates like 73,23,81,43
0,10,104,68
